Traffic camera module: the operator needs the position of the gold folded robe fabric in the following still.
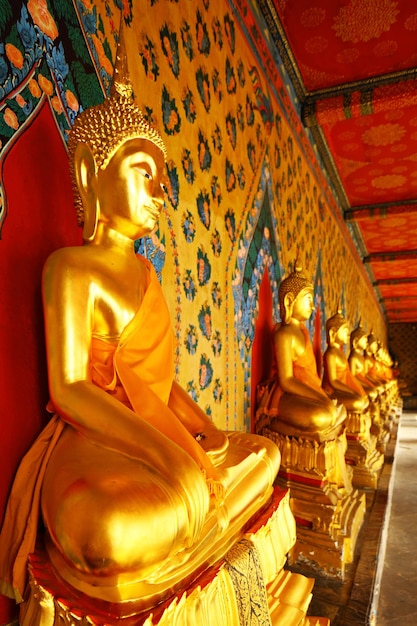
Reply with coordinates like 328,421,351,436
0,256,217,602
322,358,367,398
256,324,328,430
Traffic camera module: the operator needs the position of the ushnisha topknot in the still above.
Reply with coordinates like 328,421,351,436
279,262,313,322
68,29,167,226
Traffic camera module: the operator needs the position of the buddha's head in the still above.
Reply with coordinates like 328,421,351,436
350,320,367,351
279,263,314,324
326,309,349,346
68,44,167,240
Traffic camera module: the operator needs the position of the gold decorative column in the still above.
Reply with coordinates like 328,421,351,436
344,409,384,489
260,427,366,578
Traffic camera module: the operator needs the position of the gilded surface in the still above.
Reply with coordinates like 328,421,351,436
20,488,323,626
256,266,346,439
0,30,280,610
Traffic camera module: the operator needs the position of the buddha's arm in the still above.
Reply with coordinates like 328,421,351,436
42,251,209,512
364,359,383,386
325,350,357,396
274,326,332,405
168,381,229,463
348,353,360,376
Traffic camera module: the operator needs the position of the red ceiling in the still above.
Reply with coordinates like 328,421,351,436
352,206,417,253
265,0,417,324
273,0,417,90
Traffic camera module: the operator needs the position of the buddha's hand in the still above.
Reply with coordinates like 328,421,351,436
196,425,229,466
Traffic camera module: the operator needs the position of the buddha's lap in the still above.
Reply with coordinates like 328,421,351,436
276,393,339,432
334,393,369,412
40,426,279,576
41,424,210,573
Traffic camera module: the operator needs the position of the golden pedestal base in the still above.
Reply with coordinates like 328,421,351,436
19,488,329,626
260,428,366,578
371,382,404,454
369,399,392,455
345,410,384,489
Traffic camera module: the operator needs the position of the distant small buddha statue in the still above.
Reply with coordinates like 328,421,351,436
256,264,346,442
365,332,387,388
0,48,279,610
322,309,369,412
375,341,391,382
348,322,379,400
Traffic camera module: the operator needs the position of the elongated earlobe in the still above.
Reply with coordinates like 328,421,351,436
74,143,99,242
283,293,294,324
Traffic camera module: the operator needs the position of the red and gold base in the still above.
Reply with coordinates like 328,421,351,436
260,428,366,578
345,410,384,489
19,488,329,626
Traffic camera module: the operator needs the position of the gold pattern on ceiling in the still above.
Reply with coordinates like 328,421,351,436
332,0,399,43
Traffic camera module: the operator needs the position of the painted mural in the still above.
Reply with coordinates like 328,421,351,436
0,0,386,431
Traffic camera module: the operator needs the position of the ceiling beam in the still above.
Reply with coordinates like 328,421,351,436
374,277,417,285
383,296,417,302
303,67,417,103
345,200,417,221
386,305,417,312
364,250,417,263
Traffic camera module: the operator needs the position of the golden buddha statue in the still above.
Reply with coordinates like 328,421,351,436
348,322,379,399
0,48,280,614
365,332,387,388
256,264,346,442
256,267,366,577
348,322,392,455
323,310,384,489
322,309,369,412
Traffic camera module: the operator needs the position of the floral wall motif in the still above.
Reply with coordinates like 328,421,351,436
0,0,386,432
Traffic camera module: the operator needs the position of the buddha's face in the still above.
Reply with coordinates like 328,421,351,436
291,287,314,322
335,323,349,346
96,138,166,239
357,334,368,350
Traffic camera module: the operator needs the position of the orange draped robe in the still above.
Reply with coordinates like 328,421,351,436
0,256,216,602
323,357,367,398
256,324,328,430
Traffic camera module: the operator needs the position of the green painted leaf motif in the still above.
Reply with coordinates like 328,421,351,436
71,60,103,110
68,25,94,65
0,0,12,32
52,0,79,23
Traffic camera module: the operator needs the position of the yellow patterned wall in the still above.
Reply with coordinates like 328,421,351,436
89,0,386,431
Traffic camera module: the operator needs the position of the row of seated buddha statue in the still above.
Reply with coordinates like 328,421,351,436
255,267,401,577
347,323,401,457
0,39,329,626
323,312,388,489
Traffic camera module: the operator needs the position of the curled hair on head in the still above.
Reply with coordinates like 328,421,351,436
367,331,378,352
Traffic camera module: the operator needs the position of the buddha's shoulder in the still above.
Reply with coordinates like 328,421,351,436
43,245,107,278
274,321,299,340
